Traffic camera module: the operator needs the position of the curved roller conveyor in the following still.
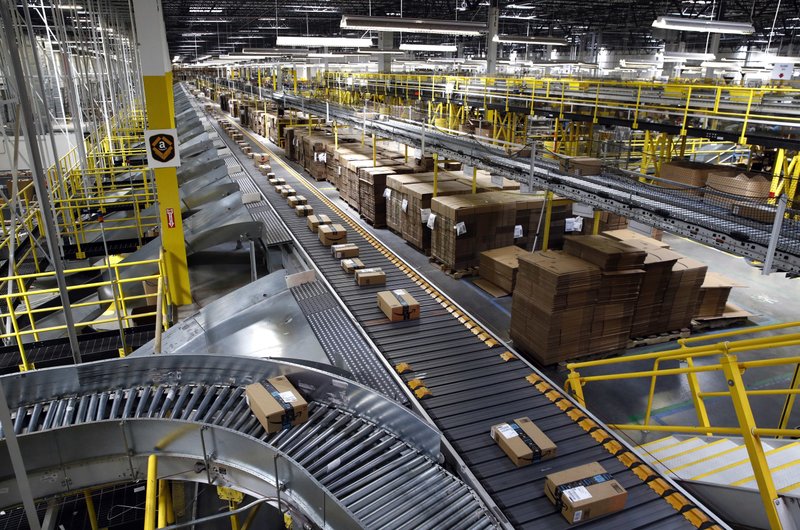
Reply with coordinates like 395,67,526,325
0,354,498,529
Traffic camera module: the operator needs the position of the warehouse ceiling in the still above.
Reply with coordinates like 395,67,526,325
161,0,800,59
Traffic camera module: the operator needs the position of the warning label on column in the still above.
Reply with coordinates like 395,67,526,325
145,128,181,168
165,207,176,228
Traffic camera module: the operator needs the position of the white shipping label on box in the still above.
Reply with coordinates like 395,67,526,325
513,225,524,238
383,188,392,199
565,217,584,232
401,199,409,213
392,289,407,296
427,213,437,230
563,486,592,504
454,221,466,236
496,423,518,439
279,391,297,403
420,208,431,223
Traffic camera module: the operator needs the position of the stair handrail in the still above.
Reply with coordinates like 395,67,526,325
564,321,800,530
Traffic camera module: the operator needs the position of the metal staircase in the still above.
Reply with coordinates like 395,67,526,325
635,434,800,528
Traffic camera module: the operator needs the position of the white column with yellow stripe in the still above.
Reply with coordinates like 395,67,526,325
132,0,191,305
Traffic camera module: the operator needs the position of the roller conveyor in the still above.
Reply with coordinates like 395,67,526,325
209,100,728,530
0,355,496,529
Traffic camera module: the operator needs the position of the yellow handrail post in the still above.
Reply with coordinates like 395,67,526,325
591,210,601,235
433,153,439,197
684,357,712,433
720,352,785,530
777,363,800,436
145,454,158,530
83,490,99,530
565,370,586,406
158,479,168,528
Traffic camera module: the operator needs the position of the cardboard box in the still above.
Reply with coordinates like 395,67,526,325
490,417,557,467
332,243,359,259
288,195,307,207
341,258,365,274
544,462,627,524
295,205,314,217
280,187,296,198
479,246,530,294
355,267,386,286
319,223,347,246
258,164,272,175
307,214,332,232
274,184,287,193
377,289,420,321
254,153,270,164
244,376,309,434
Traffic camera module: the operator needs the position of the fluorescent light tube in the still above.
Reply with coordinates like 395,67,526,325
340,15,486,36
398,43,457,52
652,16,754,34
276,36,373,47
492,35,568,46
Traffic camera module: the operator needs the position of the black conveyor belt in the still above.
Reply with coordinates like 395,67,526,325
214,111,724,530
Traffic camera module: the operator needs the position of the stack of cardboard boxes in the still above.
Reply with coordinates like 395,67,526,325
478,246,530,296
402,180,472,251
659,257,708,331
510,251,602,364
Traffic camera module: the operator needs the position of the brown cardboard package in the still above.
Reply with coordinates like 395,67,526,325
287,195,307,208
377,289,420,321
544,462,627,524
706,171,771,200
280,187,296,198
659,160,733,192
479,246,530,294
732,201,775,223
307,214,332,232
490,417,556,467
332,243,360,259
244,376,309,434
560,156,603,177
319,223,347,246
341,258,365,274
295,205,314,217
355,268,386,286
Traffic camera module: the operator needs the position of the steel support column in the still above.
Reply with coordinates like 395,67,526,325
133,0,192,305
486,0,499,75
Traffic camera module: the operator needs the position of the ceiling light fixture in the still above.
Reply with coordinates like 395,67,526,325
652,16,755,34
358,49,405,54
662,51,716,61
492,35,568,46
276,36,373,48
398,43,457,52
340,15,486,36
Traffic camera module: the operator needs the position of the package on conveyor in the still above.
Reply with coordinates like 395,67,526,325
478,246,530,295
244,376,309,434
490,417,556,467
341,258,365,274
288,195,307,208
385,172,458,234
318,223,347,246
510,251,601,365
295,205,314,217
705,170,771,206
657,160,733,193
544,462,627,524
559,156,603,177
332,243,359,259
377,289,420,321
253,153,270,164
696,271,742,318
258,164,272,175
307,214,331,233
731,201,776,223
280,187,296,198
355,267,386,286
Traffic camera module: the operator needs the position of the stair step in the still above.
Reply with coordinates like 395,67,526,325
671,445,749,480
650,439,740,476
639,436,679,453
691,442,794,485
737,454,800,491
648,437,706,459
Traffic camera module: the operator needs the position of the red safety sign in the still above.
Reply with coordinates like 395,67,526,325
166,207,176,228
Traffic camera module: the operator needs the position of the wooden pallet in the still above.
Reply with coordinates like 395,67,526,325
627,329,691,349
428,256,479,279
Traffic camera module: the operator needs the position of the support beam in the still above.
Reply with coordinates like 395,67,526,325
486,0,499,75
378,32,393,73
133,0,191,305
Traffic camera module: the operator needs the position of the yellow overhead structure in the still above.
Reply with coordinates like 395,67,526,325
133,0,191,306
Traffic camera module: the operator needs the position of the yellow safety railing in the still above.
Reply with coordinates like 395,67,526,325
564,321,800,530
0,249,169,372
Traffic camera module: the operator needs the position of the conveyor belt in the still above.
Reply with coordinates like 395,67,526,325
62,236,156,260
0,355,495,529
213,109,727,530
